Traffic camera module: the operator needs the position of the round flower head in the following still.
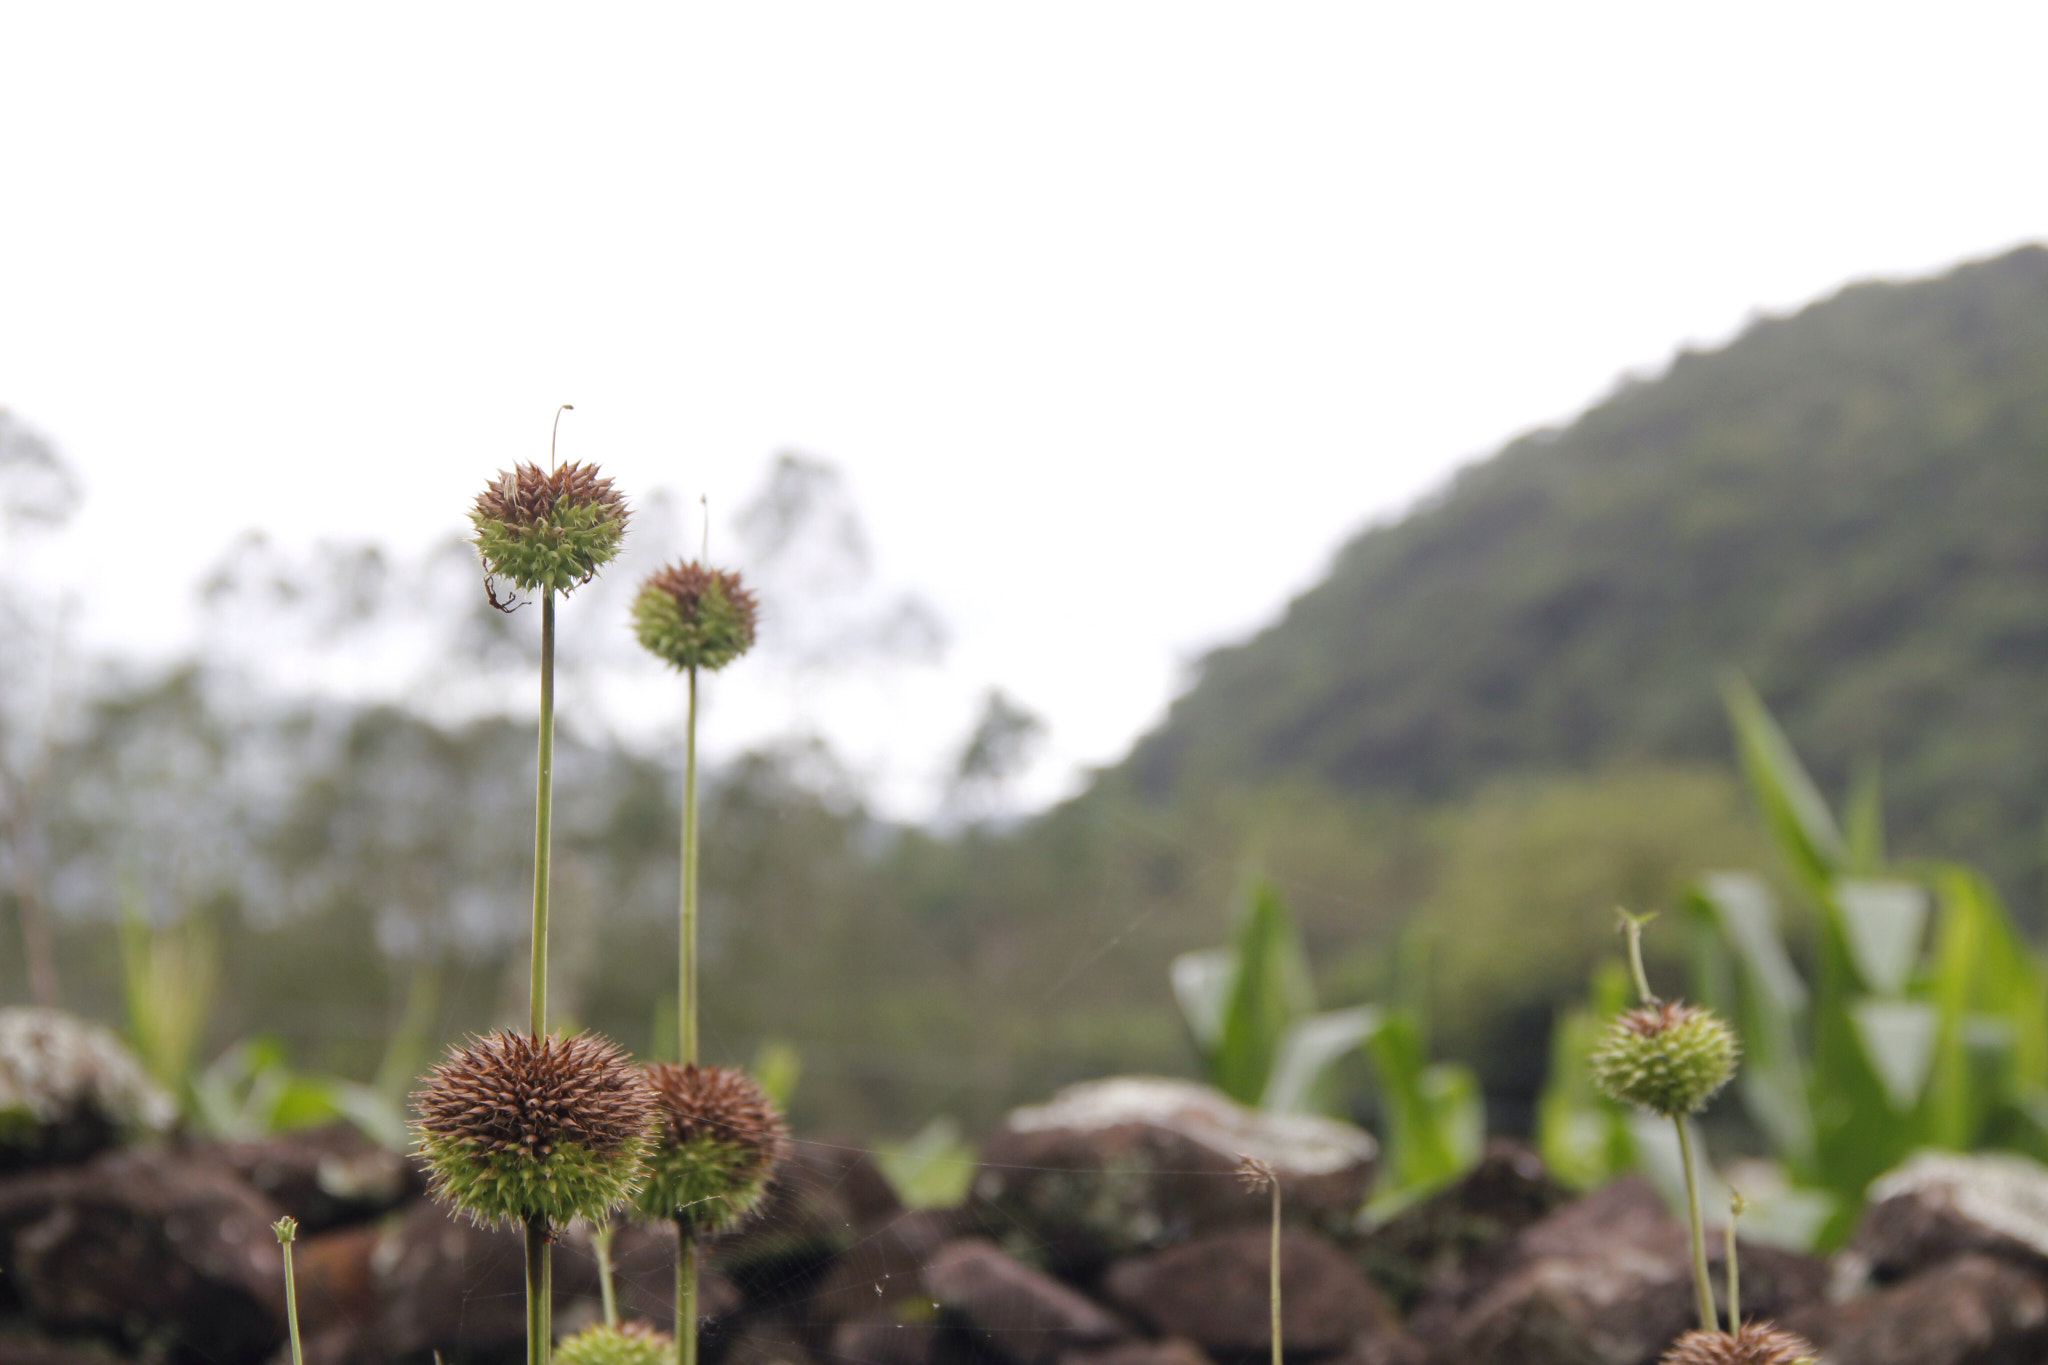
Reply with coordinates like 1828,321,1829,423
632,562,758,672
555,1322,673,1365
1591,1000,1739,1118
471,462,629,595
1661,1324,1817,1365
634,1062,789,1234
412,1030,656,1229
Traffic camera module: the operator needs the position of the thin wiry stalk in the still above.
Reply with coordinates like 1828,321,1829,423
1268,1178,1282,1365
676,1217,699,1365
595,1221,620,1329
1674,1117,1718,1334
675,665,701,1365
531,590,556,1039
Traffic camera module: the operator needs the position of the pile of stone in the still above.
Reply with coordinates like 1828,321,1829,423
3,1043,2048,1365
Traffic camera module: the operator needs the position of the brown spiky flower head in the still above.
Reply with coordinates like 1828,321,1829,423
1591,999,1739,1118
412,1030,656,1229
554,1321,674,1365
471,462,629,596
1660,1324,1818,1365
633,1062,788,1234
631,562,758,672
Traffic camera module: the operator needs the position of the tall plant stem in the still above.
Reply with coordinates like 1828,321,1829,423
595,1221,620,1329
680,665,699,1064
676,1218,699,1365
526,1214,551,1365
1673,1116,1718,1334
528,590,557,1365
281,1237,304,1365
531,589,557,1040
1267,1181,1282,1365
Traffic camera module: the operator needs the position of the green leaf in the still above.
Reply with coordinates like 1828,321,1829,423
1687,874,1814,1170
1836,879,1930,997
1721,674,1845,898
1170,948,1236,1058
874,1116,977,1209
1845,759,1887,874
1367,1008,1475,1198
1262,1005,1382,1114
1211,880,1315,1104
1536,960,1637,1189
1849,999,1939,1112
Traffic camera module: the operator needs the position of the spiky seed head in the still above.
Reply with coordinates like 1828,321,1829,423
1660,1324,1818,1365
1590,1000,1739,1117
554,1322,675,1365
471,462,629,595
634,1062,789,1234
412,1030,656,1229
631,562,758,672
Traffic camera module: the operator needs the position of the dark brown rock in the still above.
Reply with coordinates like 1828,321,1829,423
290,1224,379,1335
1413,1178,1825,1365
831,1314,947,1365
1357,1140,1568,1312
807,1209,965,1327
972,1078,1375,1276
926,1238,1130,1365
1846,1152,2048,1284
1794,1253,2048,1365
0,1145,286,1364
714,1144,905,1283
210,1124,419,1234
719,1310,816,1365
604,1220,743,1330
1102,1225,1396,1356
1058,1339,1214,1365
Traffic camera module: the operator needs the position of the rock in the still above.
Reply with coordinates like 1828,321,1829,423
1102,1225,1397,1356
971,1078,1375,1275
1357,1140,1568,1312
210,1124,419,1234
1412,1177,1826,1365
0,1144,286,1364
925,1238,1130,1365
718,1310,816,1365
605,1220,743,1330
806,1209,965,1327
289,1224,379,1336
714,1144,905,1285
1847,1151,2048,1283
0,1334,147,1365
1794,1253,2048,1365
1057,1339,1214,1365
0,1008,174,1173
831,1314,945,1365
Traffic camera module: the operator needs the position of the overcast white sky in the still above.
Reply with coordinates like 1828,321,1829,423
4,3,2046,817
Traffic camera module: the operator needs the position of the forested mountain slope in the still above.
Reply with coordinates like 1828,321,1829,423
1126,245,2048,893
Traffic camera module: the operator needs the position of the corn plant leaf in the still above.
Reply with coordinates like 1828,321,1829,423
1536,960,1638,1189
1722,674,1845,898
1687,873,1814,1169
1849,999,1940,1112
1367,1008,1472,1197
1170,948,1235,1057
1836,879,1930,997
1211,880,1316,1105
1262,1005,1382,1114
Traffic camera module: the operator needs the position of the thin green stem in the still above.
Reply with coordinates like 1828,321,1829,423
527,1214,552,1365
531,590,556,1040
1673,1116,1718,1334
676,1219,699,1365
595,1221,619,1330
1621,910,1658,1005
1268,1182,1282,1365
282,1240,304,1365
680,665,698,1065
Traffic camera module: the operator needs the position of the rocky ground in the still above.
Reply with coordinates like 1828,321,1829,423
2,1076,2047,1365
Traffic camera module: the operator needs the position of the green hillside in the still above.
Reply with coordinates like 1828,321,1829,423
1127,244,2048,902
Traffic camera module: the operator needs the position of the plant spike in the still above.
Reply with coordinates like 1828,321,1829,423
274,1216,304,1365
1237,1155,1281,1365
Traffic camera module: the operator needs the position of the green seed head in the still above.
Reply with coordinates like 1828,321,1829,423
412,1030,656,1230
1660,1323,1817,1364
1591,1001,1739,1118
634,1062,788,1234
555,1322,674,1365
631,562,758,672
471,461,629,595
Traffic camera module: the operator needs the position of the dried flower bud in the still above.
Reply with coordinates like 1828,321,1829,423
554,1321,674,1365
272,1214,298,1244
412,1030,655,1229
1236,1154,1276,1193
1660,1323,1817,1365
471,461,629,595
1590,1000,1739,1118
634,1062,788,1234
632,562,758,672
